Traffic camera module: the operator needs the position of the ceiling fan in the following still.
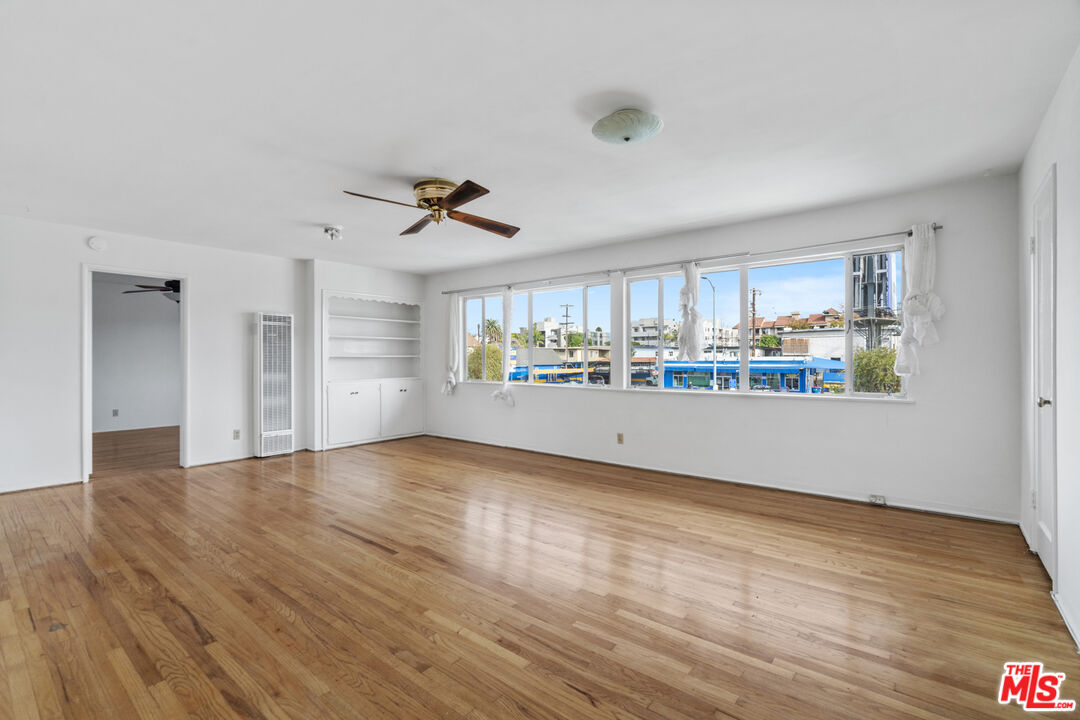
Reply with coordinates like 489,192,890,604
344,178,520,238
123,279,181,303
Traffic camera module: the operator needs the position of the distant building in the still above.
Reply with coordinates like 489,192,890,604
852,252,898,319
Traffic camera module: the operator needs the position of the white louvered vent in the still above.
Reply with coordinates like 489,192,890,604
254,312,294,457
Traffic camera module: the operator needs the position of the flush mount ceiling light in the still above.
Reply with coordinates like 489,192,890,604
591,108,663,144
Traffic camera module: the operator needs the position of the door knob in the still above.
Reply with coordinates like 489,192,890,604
1038,397,1052,407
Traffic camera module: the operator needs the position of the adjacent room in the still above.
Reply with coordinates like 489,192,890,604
1,2,1078,718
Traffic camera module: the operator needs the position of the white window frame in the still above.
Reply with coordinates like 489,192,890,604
463,293,504,384
619,241,906,398
508,281,613,387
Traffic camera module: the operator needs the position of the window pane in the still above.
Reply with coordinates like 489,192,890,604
628,279,659,389
531,287,583,384
746,259,846,394
852,250,903,394
666,269,740,391
510,293,530,383
586,285,611,386
483,295,503,382
465,297,483,380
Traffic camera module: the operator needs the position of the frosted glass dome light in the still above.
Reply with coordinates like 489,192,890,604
591,108,663,144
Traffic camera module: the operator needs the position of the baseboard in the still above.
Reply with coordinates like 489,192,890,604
1052,592,1080,654
425,432,1019,525
0,478,85,496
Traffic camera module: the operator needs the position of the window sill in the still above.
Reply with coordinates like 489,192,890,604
459,381,913,404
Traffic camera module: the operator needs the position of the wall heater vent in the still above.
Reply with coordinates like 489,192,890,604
254,312,294,457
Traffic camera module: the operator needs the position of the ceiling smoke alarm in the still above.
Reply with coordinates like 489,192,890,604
592,108,663,144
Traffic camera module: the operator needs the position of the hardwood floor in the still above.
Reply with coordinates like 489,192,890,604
0,436,1075,719
91,426,179,479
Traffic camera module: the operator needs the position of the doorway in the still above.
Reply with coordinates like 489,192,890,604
1032,166,1057,584
83,268,188,479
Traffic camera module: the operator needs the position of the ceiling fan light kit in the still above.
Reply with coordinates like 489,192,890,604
591,108,664,144
343,178,520,238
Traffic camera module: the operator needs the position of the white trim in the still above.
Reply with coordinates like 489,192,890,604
426,432,1016,523
1051,593,1080,653
449,377,912,402
81,263,190,479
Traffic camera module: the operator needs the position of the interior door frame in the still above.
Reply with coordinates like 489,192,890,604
1029,165,1057,585
81,263,191,479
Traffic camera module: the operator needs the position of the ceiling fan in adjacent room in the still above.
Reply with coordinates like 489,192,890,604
123,279,181,303
344,178,520,238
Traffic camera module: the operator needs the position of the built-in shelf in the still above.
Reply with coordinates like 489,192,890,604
329,335,419,341
330,354,421,359
328,314,421,323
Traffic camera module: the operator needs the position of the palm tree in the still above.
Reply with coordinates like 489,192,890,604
484,318,502,343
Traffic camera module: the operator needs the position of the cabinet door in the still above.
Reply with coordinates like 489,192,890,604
327,382,381,445
380,379,423,437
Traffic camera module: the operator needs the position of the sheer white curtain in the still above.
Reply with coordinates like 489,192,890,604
676,262,705,360
894,223,944,376
442,294,462,395
491,288,516,406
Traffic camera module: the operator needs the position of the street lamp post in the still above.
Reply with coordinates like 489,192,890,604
702,276,717,390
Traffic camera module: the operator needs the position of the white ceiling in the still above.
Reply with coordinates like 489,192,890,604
2,1,1078,274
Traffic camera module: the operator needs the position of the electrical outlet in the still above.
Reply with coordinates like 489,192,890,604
112,409,119,417
233,429,240,440
616,433,624,445
869,494,886,506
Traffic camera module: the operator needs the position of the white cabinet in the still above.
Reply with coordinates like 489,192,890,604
326,379,423,448
380,378,424,438
321,291,424,449
327,382,381,446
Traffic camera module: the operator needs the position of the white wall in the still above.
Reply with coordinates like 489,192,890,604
1020,44,1080,642
0,216,313,491
0,216,426,494
424,174,1021,522
92,275,180,432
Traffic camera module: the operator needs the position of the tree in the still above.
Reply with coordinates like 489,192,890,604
789,318,810,330
513,329,543,347
468,345,503,382
853,346,901,393
567,332,584,347
483,318,502,344
594,326,602,333
757,334,781,348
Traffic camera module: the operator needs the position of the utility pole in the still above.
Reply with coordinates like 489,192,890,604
559,304,573,347
749,288,762,358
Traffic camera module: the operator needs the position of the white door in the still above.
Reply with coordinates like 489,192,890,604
327,382,381,446
380,379,423,437
1033,166,1057,583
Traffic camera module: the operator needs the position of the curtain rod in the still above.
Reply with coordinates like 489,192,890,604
441,223,942,296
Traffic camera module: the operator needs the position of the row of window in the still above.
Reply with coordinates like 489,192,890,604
463,247,905,397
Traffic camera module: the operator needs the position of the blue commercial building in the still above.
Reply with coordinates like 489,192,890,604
663,358,845,393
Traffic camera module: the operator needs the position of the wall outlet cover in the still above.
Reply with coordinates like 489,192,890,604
616,432,624,445
233,429,241,440
112,409,119,417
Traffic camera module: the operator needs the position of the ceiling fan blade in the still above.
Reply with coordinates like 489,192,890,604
343,190,421,209
447,210,520,238
438,180,489,210
400,215,434,236
134,284,170,290
123,289,164,293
